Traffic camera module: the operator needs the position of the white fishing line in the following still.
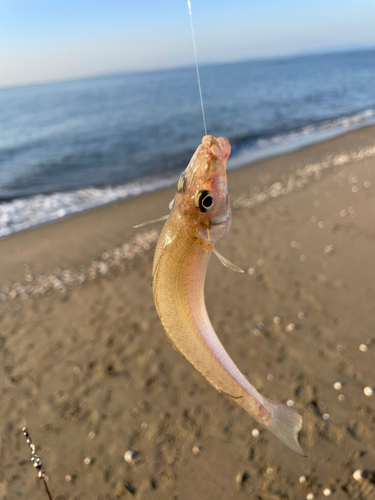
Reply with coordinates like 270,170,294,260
187,0,207,136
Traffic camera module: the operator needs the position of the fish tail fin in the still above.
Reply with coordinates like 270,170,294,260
262,398,306,456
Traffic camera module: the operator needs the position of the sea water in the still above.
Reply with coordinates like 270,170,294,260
1,49,375,237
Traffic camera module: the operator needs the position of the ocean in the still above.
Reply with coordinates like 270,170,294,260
1,49,375,237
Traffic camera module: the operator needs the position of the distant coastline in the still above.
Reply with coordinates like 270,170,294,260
1,45,375,91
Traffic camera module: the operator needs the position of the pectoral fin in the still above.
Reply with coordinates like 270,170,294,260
212,247,244,273
134,214,169,228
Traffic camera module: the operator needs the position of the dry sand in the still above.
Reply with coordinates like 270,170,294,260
1,126,375,500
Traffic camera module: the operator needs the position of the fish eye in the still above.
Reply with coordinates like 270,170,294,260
195,190,214,212
177,172,186,193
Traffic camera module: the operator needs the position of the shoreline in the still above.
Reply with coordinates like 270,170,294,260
1,118,375,240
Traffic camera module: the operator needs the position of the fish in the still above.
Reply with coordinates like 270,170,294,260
150,135,304,455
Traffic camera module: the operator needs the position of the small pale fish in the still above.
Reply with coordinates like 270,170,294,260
151,135,304,455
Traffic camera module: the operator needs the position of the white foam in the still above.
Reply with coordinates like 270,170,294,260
228,109,375,169
0,176,176,238
1,109,374,238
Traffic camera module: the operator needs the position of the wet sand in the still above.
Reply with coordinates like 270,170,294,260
1,126,375,499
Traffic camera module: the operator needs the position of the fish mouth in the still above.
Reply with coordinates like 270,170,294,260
201,135,231,162
185,135,231,190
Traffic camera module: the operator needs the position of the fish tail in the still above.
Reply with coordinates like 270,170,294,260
262,398,305,456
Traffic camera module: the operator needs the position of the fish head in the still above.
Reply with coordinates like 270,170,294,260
173,135,232,243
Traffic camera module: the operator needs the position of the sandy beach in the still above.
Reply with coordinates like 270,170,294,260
1,126,375,499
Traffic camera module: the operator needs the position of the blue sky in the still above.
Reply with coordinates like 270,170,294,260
1,0,375,87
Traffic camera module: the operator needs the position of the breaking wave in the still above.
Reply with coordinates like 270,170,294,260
1,108,374,238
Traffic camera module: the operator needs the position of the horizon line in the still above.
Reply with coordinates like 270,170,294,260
1,44,375,92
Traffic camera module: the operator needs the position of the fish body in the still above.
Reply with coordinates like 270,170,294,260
152,135,304,455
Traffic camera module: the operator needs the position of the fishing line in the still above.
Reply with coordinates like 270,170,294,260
187,0,207,136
